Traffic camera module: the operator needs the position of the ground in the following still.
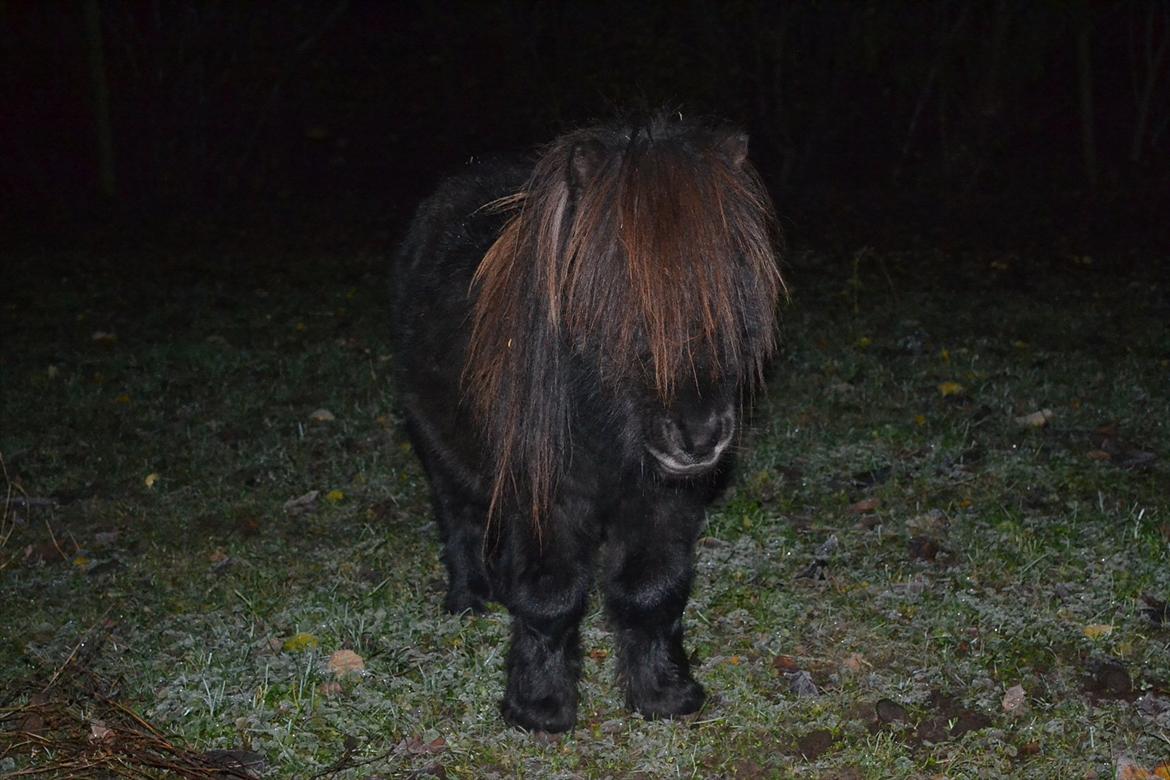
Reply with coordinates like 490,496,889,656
1,224,1167,778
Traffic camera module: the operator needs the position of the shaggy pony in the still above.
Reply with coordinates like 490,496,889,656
391,114,783,732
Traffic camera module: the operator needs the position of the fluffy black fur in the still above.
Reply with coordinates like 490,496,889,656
391,115,782,733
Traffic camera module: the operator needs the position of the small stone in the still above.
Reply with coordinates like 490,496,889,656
787,670,819,697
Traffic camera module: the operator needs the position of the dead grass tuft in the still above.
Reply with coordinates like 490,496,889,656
0,621,262,779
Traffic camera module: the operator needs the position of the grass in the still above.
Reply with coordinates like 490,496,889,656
1,229,1167,778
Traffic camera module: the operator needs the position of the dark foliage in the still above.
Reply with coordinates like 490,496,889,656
4,2,1168,252
391,115,782,732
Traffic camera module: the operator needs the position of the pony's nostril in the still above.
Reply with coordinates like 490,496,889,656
661,418,685,450
687,425,719,459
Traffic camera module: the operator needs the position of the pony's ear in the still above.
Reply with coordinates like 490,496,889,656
569,140,606,189
718,131,750,168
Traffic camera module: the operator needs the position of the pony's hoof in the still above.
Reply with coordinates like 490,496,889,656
500,694,578,734
444,583,491,615
629,678,706,720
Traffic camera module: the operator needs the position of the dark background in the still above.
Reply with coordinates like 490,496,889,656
3,1,1168,254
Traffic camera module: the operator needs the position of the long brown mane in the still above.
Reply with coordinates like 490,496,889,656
464,115,784,524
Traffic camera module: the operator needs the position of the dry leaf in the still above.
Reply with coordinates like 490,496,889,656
840,653,867,673
772,654,800,672
1094,421,1120,438
938,382,964,397
93,530,119,547
283,491,319,514
19,693,47,736
847,497,880,514
1014,409,1054,428
907,508,948,535
89,720,114,742
309,408,335,422
144,472,159,488
400,735,447,756
1116,756,1155,780
282,633,319,652
908,536,942,562
1001,684,1026,712
1083,623,1113,640
328,649,365,677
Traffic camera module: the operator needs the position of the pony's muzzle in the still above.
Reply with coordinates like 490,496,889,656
647,405,736,477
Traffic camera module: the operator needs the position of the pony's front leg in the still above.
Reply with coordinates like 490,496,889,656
499,508,593,733
602,489,706,719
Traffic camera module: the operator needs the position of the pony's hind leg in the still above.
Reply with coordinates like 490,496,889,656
432,481,492,614
407,431,492,614
602,492,706,719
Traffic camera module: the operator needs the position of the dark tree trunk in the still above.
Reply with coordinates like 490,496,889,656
1075,1,1098,188
1128,4,1169,163
83,0,116,200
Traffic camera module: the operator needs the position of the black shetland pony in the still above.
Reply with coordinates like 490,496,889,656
391,114,783,733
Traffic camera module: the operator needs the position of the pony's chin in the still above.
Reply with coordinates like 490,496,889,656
646,445,728,478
